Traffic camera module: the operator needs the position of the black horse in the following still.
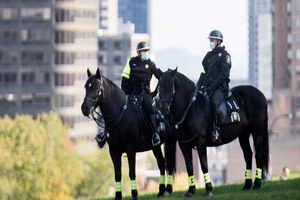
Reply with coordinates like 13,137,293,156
157,68,269,197
81,68,171,200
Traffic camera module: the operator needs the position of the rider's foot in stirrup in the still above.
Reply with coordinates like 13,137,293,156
152,133,161,146
211,129,221,143
95,131,107,148
158,122,165,132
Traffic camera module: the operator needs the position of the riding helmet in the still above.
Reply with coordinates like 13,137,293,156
208,30,223,42
136,41,150,52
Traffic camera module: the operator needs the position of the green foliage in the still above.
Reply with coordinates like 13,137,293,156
0,112,84,200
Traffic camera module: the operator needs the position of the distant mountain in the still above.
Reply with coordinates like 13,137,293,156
154,47,202,81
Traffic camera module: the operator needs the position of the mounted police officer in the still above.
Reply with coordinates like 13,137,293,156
197,30,231,143
121,41,163,146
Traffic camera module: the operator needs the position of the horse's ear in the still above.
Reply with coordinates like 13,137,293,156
171,67,178,76
96,68,101,79
87,68,92,77
158,68,163,76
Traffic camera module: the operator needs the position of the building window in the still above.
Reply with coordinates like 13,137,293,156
297,49,300,60
287,33,292,44
98,40,107,50
21,94,33,106
21,51,50,65
22,72,35,83
296,18,300,28
296,65,300,74
287,49,292,60
3,73,17,83
55,31,75,44
0,8,18,21
113,55,122,65
21,8,51,21
1,29,18,42
297,81,300,90
21,29,51,43
297,3,300,12
287,2,291,13
55,51,75,64
296,98,300,108
55,73,75,86
114,41,122,50
98,54,107,64
55,9,74,22
35,95,50,107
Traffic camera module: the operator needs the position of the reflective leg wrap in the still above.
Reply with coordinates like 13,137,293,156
256,168,262,179
245,169,252,180
115,181,122,192
204,173,211,184
167,175,173,185
188,175,195,186
159,175,165,185
130,180,137,190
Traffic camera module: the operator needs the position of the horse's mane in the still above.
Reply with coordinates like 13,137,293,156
172,70,195,89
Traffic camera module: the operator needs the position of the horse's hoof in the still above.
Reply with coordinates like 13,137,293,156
242,179,252,190
157,191,164,197
205,190,213,197
130,197,138,200
253,178,261,190
184,192,195,197
164,191,172,196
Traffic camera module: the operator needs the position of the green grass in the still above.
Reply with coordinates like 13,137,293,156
79,173,300,200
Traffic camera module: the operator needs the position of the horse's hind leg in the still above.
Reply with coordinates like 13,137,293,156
152,146,166,197
179,143,196,197
165,137,177,196
238,132,253,190
127,152,138,200
252,132,264,189
110,151,123,200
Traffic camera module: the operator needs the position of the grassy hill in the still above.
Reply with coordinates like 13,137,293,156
79,173,300,200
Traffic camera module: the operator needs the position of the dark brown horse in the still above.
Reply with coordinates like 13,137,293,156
157,68,269,197
81,68,172,200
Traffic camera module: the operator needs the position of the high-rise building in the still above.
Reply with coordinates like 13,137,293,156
99,0,118,34
118,0,149,34
248,0,272,99
0,0,99,138
272,0,300,135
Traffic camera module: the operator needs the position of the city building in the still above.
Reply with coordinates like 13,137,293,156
272,0,300,135
248,0,272,99
118,0,149,34
0,0,99,138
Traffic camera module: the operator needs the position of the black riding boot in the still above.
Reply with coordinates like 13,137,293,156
150,114,161,146
95,130,108,148
211,113,221,143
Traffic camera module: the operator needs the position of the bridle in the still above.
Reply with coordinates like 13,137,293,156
158,75,200,144
84,76,127,131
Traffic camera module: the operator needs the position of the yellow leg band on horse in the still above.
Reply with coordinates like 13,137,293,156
245,169,252,180
130,180,137,190
188,175,195,186
115,182,122,192
256,168,262,179
167,175,173,185
159,175,165,185
204,173,211,184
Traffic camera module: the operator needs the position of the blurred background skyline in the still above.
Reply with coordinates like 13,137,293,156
0,0,300,192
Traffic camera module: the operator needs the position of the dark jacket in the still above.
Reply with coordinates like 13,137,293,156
121,56,160,95
201,46,231,93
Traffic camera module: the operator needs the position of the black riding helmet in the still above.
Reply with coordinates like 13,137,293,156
208,30,223,42
136,41,150,52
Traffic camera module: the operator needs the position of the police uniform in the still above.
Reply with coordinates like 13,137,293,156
121,56,160,115
199,46,231,141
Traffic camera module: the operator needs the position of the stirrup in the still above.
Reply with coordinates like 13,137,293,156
211,130,221,143
95,131,108,148
152,133,161,146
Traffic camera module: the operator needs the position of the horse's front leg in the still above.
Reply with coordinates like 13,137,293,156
197,145,213,197
179,143,196,197
152,146,166,197
110,151,123,200
165,137,177,196
127,152,138,200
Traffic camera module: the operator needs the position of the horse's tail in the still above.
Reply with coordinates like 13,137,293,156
262,102,270,179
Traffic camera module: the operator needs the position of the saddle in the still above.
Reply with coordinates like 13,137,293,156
218,91,240,125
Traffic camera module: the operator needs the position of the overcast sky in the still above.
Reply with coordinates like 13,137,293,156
150,0,248,80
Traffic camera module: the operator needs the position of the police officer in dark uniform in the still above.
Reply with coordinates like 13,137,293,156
197,30,231,143
121,41,162,146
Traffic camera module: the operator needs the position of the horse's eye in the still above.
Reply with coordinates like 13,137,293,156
88,83,92,87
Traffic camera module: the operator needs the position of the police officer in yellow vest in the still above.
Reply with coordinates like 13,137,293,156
121,42,162,146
